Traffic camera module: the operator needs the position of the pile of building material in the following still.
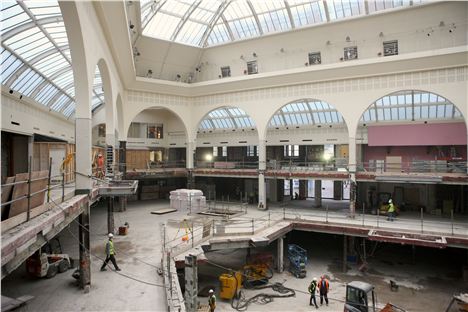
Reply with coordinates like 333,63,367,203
170,189,206,213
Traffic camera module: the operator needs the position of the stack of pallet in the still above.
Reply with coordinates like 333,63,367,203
169,189,206,213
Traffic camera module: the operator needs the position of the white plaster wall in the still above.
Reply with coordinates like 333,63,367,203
136,36,202,82
1,93,75,142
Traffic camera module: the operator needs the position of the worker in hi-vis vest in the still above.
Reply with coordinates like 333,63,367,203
387,198,396,222
208,289,216,312
308,277,319,308
100,233,121,271
318,275,330,306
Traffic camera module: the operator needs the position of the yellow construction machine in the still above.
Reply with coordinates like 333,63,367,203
219,263,273,300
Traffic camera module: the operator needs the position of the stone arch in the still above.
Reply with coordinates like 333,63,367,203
192,105,259,144
125,106,189,140
264,98,350,144
352,88,468,141
95,58,115,145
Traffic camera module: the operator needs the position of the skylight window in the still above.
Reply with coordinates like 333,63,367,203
199,107,255,130
1,1,104,118
269,99,344,128
140,0,420,48
360,90,463,123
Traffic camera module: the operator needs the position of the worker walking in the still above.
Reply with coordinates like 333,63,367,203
387,199,396,221
308,277,319,308
208,289,216,312
100,233,121,271
318,275,329,306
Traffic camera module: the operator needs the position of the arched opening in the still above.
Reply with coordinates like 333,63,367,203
194,106,258,201
125,107,188,171
356,90,467,217
265,99,350,206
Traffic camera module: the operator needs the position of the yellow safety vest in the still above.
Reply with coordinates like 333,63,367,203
107,240,115,255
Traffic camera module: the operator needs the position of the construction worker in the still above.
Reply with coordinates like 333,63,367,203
308,277,319,308
208,289,216,312
387,198,396,221
100,233,121,271
318,275,329,306
96,153,105,179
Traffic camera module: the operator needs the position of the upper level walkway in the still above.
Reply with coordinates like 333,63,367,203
123,160,468,184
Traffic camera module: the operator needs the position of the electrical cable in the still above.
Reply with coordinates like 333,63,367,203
65,226,164,288
203,258,346,310
49,197,162,271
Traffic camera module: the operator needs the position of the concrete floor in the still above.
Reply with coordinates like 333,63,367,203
2,198,467,312
199,233,468,312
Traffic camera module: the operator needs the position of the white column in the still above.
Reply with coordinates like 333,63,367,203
314,180,322,208
348,136,357,217
76,117,92,191
277,237,284,273
258,140,266,208
186,141,195,169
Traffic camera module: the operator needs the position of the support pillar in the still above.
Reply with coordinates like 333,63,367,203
333,181,343,200
184,255,198,312
186,141,195,189
343,235,348,273
289,180,293,199
258,173,265,209
79,203,91,292
107,197,114,234
277,237,284,273
299,180,307,199
75,118,93,191
119,196,127,212
258,140,266,208
348,136,357,218
314,180,322,208
118,141,127,177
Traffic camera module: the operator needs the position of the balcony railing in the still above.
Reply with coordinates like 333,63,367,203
358,160,467,174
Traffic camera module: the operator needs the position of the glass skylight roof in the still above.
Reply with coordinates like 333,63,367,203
1,1,104,118
140,0,424,48
199,107,255,130
360,90,463,123
269,99,344,127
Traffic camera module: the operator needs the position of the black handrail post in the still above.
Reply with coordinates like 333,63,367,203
47,157,52,203
62,157,65,202
27,156,32,222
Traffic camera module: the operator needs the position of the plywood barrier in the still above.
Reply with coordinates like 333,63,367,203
126,150,150,170
8,171,49,219
33,142,75,183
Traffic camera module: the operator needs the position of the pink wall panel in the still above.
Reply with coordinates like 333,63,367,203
363,145,467,164
367,122,467,146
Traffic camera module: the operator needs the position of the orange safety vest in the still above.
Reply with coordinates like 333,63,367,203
319,278,329,292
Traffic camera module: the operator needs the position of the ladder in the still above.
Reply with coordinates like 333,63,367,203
106,145,114,177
